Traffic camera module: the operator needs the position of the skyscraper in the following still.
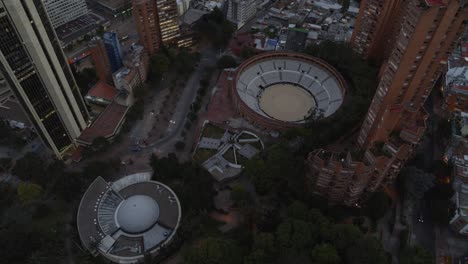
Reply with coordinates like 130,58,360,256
42,0,89,28
308,0,468,205
357,0,467,149
133,0,180,55
0,0,89,158
103,32,124,73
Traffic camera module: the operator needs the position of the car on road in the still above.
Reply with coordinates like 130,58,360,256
130,146,141,152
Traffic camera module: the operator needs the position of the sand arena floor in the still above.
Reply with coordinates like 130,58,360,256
259,84,316,122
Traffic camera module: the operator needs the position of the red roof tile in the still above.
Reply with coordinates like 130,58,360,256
87,81,117,101
77,101,128,145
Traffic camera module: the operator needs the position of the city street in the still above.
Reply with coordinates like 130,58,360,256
139,47,218,153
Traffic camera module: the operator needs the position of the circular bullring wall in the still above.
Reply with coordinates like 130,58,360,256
231,52,347,130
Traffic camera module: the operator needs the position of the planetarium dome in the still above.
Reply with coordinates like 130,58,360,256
116,195,160,234
77,172,181,264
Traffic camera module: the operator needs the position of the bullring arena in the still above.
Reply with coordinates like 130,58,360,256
230,52,347,129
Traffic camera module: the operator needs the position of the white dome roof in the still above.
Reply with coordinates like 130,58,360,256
116,195,159,233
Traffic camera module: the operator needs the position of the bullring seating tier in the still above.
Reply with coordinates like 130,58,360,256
237,58,345,119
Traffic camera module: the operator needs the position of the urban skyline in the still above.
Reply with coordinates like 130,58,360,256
0,0,466,263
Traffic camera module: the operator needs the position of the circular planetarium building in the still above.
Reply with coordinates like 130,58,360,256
230,52,347,129
77,172,181,264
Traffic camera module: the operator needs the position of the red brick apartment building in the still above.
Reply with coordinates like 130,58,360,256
308,0,468,205
133,0,180,55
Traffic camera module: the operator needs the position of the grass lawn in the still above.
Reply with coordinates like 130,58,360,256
237,154,249,165
248,141,263,151
202,124,225,138
223,147,236,164
193,148,217,163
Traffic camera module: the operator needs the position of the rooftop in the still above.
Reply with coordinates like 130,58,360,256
56,13,107,44
77,102,128,145
95,0,132,10
77,173,181,263
86,81,118,101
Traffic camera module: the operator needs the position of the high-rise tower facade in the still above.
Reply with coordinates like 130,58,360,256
350,0,404,60
308,0,468,205
357,0,467,148
133,0,180,55
0,0,89,158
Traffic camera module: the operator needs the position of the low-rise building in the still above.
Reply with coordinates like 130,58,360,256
90,0,133,17
444,62,468,113
450,184,468,236
84,81,118,116
113,67,142,107
76,101,128,146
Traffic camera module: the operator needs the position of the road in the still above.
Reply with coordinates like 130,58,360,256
131,47,218,155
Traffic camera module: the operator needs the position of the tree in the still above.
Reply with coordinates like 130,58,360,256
0,157,12,173
365,191,392,221
340,0,350,12
400,166,435,202
150,53,170,81
217,55,238,69
426,183,454,225
400,246,434,264
150,153,181,180
174,141,186,151
90,136,110,153
83,160,118,179
51,172,84,202
345,237,389,264
195,8,235,47
174,49,200,75
184,237,242,264
17,183,43,204
276,218,317,251
12,152,45,181
72,66,97,95
245,144,304,196
327,224,362,251
310,244,341,264
241,46,257,59
287,200,309,221
230,184,251,208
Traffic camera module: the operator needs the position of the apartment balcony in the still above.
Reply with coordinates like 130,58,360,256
399,128,423,144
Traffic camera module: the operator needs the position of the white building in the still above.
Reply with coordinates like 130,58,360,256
0,1,89,158
42,0,89,28
226,0,257,29
176,0,191,16
450,183,468,236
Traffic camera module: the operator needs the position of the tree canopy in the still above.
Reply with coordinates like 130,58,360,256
285,41,379,153
150,53,170,81
194,8,236,48
12,152,46,181
400,246,434,264
311,244,341,264
184,237,242,264
217,55,238,69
